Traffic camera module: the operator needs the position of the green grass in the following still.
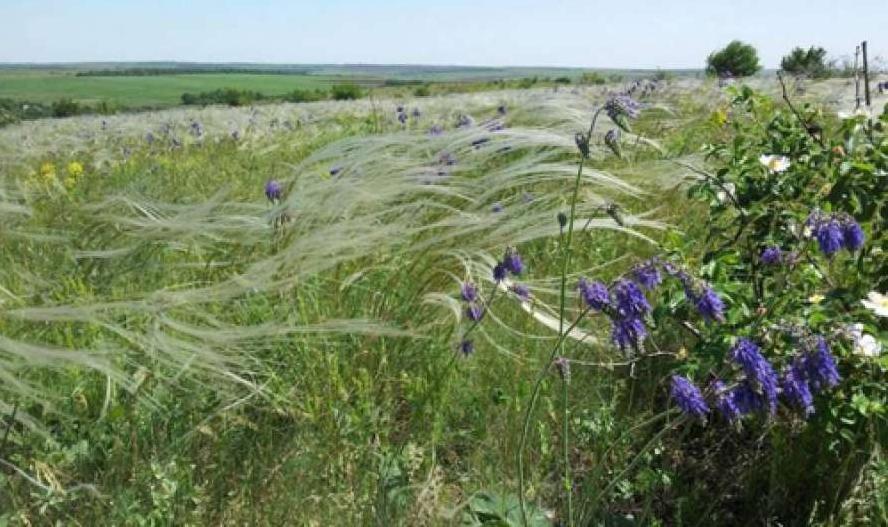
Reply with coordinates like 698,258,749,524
0,70,356,107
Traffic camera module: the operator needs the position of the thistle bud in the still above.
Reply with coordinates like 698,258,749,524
604,128,622,158
575,132,590,157
554,356,570,382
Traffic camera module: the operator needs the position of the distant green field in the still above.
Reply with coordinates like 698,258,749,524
0,70,356,107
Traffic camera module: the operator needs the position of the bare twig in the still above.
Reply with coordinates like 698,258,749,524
777,73,825,147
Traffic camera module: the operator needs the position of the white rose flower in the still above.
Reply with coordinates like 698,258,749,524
861,291,888,318
759,154,790,173
716,182,736,204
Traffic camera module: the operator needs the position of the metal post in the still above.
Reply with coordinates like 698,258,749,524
854,45,861,109
862,41,871,107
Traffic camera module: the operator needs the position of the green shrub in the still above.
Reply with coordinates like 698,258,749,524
781,46,830,78
330,83,363,100
580,72,607,85
181,88,266,107
706,40,761,77
51,98,82,117
283,88,327,103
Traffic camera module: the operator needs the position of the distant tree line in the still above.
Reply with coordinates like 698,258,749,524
0,97,123,126
76,67,312,77
180,84,365,107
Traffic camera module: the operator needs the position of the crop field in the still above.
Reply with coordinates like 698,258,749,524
0,69,364,107
0,72,886,526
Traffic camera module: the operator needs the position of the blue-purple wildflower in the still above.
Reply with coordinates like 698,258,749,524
264,180,283,202
492,263,507,282
466,303,485,322
611,316,647,350
604,95,641,132
816,217,844,256
612,279,650,318
632,260,662,290
671,376,709,419
492,202,504,213
804,336,840,391
694,286,725,323
842,219,865,251
503,248,523,276
459,339,475,356
731,382,765,415
781,360,814,417
761,246,782,265
511,283,530,301
711,379,741,422
731,338,778,414
578,278,610,311
457,114,474,128
461,282,478,303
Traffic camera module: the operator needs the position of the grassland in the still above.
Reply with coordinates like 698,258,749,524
0,78,884,525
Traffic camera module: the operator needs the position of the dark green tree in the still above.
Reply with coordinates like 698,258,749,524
781,46,830,78
706,40,761,77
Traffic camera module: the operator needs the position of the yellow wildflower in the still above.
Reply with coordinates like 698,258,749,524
66,161,84,178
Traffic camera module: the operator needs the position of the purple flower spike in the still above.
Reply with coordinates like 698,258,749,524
466,303,485,322
760,246,782,265
611,316,647,350
459,339,474,356
578,278,610,311
671,375,709,419
781,360,814,417
511,283,530,301
804,336,840,391
492,263,507,282
842,219,865,251
265,180,283,202
632,260,662,290
816,218,844,256
604,95,641,132
731,339,778,415
612,279,650,318
503,248,523,276
695,286,725,323
460,282,478,303
711,379,741,422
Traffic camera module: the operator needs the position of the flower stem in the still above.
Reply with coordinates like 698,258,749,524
518,106,603,527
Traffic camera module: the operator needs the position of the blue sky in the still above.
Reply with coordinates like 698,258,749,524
1,0,886,68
